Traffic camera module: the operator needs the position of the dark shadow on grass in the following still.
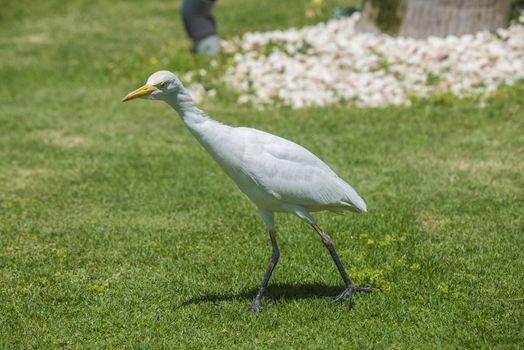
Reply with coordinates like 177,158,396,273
178,282,343,308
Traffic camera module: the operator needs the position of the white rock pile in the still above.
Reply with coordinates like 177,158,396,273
223,13,524,109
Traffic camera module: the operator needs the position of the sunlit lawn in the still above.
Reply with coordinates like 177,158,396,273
0,0,522,348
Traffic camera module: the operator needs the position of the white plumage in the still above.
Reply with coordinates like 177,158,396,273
123,70,375,312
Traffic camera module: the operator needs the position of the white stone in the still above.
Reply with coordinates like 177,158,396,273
221,13,524,109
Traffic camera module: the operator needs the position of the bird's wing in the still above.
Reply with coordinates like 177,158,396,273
236,127,366,211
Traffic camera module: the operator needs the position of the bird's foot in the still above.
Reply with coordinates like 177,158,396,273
247,300,274,313
332,285,378,309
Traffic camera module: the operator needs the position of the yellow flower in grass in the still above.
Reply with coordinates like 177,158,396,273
149,56,158,65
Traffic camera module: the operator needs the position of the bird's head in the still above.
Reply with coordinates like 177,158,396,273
122,70,181,102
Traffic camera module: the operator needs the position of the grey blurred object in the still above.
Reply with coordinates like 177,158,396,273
331,6,360,19
194,34,220,56
182,0,220,56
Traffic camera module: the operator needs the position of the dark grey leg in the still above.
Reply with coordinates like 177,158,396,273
251,229,280,312
181,0,217,41
181,0,220,55
311,224,375,309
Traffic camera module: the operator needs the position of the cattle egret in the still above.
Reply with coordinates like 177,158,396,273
123,70,375,312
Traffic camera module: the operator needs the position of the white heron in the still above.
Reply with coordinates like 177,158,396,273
122,70,375,312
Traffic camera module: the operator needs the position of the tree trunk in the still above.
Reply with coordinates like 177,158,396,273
356,0,513,38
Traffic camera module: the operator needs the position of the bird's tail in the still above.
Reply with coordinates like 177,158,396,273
341,182,367,213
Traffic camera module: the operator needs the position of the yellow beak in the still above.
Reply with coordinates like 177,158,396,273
122,84,156,102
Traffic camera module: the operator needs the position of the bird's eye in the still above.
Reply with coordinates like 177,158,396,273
158,82,167,88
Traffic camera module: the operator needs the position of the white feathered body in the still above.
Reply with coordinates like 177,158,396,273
185,117,367,216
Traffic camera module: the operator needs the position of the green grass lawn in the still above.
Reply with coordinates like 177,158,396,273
1,0,523,348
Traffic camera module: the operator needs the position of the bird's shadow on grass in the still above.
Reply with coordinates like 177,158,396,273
178,283,342,308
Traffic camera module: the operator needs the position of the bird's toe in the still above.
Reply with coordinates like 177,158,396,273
332,285,378,309
247,301,274,313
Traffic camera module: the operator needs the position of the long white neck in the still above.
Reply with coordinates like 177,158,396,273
163,85,229,153
164,86,209,125
161,83,245,186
